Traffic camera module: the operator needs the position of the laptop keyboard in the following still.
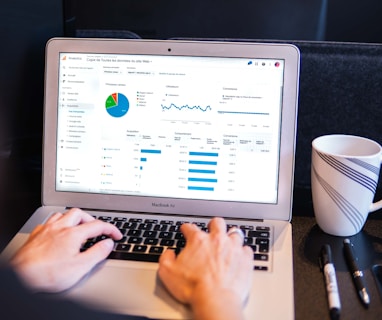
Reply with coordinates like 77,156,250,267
81,214,272,271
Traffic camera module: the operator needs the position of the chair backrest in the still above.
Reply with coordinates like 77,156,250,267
64,0,327,41
291,40,382,194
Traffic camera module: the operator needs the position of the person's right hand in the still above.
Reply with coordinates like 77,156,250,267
158,217,253,320
10,208,122,292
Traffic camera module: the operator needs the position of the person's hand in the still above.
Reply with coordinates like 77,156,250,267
10,208,122,292
158,217,253,320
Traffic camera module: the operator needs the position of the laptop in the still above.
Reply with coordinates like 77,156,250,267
2,37,299,319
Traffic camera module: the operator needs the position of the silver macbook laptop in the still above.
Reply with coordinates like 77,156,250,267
2,38,300,319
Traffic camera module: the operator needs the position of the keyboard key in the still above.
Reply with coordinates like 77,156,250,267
144,219,158,224
175,232,184,240
159,231,173,239
169,225,181,232
160,220,174,225
248,230,270,238
112,221,123,228
98,216,112,221
240,225,254,231
138,223,153,231
113,217,127,222
115,244,131,251
259,244,269,253
118,228,127,235
144,238,159,245
160,239,175,247
256,226,270,231
143,230,157,238
244,237,253,245
128,237,143,244
149,246,164,254
254,253,269,261
154,224,168,232
254,266,268,271
176,240,186,248
133,245,148,253
115,236,127,243
256,238,270,245
123,222,137,229
108,251,159,262
127,229,142,237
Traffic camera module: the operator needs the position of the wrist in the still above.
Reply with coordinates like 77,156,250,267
10,253,49,292
190,285,244,320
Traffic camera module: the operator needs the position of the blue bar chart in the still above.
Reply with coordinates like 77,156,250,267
187,151,218,192
140,149,162,171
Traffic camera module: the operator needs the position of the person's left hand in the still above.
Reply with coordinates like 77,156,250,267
158,217,253,319
10,208,122,292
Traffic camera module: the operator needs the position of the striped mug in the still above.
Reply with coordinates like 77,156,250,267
311,134,382,236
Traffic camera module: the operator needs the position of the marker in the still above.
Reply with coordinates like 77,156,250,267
320,244,341,320
343,238,370,307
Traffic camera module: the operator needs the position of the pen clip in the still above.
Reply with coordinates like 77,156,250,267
344,238,358,262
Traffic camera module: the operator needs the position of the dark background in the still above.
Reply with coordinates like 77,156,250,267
1,0,382,248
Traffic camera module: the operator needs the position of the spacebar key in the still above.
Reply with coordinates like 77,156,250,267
108,251,160,262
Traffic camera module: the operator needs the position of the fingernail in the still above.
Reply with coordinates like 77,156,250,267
102,238,115,251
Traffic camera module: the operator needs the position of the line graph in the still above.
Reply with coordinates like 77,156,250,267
161,103,212,112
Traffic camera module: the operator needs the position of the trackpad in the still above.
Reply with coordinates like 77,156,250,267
63,261,191,319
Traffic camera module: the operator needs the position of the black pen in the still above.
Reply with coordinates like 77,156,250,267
343,238,370,307
320,244,341,320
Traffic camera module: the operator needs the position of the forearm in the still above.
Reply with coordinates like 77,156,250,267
190,288,245,320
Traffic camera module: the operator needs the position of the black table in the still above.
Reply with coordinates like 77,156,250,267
292,213,382,320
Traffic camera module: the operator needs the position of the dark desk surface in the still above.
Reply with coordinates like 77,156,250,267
292,214,382,320
2,156,382,320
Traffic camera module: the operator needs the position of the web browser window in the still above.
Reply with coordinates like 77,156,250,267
56,52,285,204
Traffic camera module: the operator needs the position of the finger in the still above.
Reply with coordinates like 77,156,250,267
75,219,123,241
159,248,176,268
59,208,95,227
158,249,189,303
207,217,227,235
29,224,44,237
227,227,245,246
44,212,64,224
158,249,176,289
77,238,115,269
180,223,200,240
243,245,254,258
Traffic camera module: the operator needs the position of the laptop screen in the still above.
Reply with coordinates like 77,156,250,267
55,52,285,204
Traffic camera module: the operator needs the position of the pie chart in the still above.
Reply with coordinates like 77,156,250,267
105,93,129,117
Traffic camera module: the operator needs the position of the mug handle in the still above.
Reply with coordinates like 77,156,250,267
370,200,382,212
370,154,382,212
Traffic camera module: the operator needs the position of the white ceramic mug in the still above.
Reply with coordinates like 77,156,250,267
311,134,382,236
